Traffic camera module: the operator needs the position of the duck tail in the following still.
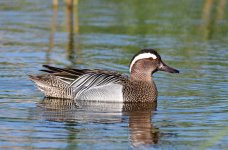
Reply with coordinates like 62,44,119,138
28,74,73,99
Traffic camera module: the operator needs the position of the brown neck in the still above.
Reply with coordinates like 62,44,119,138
130,60,156,82
130,69,152,82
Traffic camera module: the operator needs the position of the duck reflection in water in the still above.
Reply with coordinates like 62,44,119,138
37,98,160,147
123,102,159,147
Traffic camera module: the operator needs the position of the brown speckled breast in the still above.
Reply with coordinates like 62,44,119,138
122,80,157,102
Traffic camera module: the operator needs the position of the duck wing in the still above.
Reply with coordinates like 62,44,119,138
32,65,128,101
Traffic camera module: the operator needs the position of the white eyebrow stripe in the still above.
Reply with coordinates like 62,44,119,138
129,53,157,72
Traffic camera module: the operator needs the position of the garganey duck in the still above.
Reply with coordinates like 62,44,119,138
29,49,179,102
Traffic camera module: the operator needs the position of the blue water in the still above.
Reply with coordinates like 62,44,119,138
0,0,228,149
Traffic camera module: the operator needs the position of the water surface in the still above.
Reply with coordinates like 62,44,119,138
0,0,228,149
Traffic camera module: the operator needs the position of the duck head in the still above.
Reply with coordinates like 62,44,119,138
129,49,179,81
